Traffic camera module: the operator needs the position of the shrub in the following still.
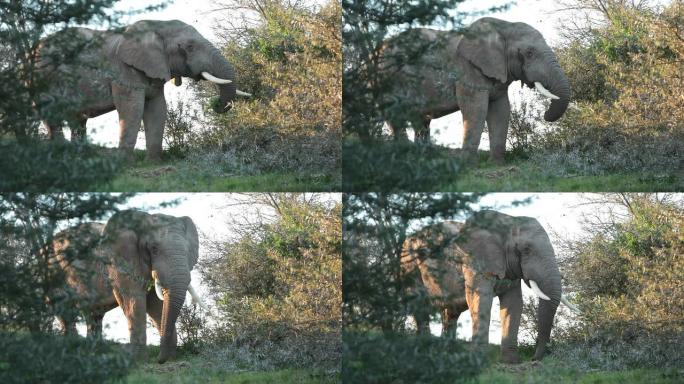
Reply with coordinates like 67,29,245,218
200,195,341,369
163,100,197,159
0,141,124,191
342,332,484,384
185,0,341,180
342,139,462,191
555,194,684,369
0,332,131,384
533,1,684,177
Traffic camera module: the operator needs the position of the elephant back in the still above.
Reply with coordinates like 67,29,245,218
51,222,113,308
401,221,465,298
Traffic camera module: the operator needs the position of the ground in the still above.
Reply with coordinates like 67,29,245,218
449,155,680,191
341,139,682,191
477,360,681,383
99,149,338,192
476,344,682,384
125,347,340,384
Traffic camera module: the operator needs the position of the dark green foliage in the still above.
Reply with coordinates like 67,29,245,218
0,332,131,384
342,139,462,191
342,332,484,384
0,141,124,191
343,193,481,331
0,193,136,382
0,193,131,333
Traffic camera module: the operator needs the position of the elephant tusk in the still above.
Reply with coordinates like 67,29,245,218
529,280,551,301
154,277,164,301
561,295,581,313
534,82,560,100
201,71,232,84
236,90,252,97
187,283,207,310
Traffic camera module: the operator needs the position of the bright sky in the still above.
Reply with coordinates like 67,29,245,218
73,193,342,344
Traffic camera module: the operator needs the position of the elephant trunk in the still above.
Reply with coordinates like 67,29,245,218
158,268,190,364
207,47,236,113
525,258,561,361
541,51,571,122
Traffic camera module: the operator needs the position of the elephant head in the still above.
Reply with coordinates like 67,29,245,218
104,209,199,363
460,210,573,360
458,17,571,121
116,20,250,113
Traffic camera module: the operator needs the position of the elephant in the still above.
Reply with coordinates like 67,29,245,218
49,211,205,363
379,17,570,164
35,19,251,161
50,222,116,337
400,210,578,363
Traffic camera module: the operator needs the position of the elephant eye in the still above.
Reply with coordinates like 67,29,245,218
525,48,534,59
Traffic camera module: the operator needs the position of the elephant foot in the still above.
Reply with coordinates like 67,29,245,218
501,354,521,364
490,154,506,165
157,349,176,364
145,153,162,164
459,150,479,167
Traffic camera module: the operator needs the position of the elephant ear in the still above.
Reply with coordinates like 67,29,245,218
181,216,199,268
116,21,171,81
458,224,507,279
457,18,507,83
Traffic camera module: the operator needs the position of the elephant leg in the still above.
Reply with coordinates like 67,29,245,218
112,287,147,359
145,290,177,358
143,93,167,162
498,284,523,364
412,116,431,144
442,302,466,339
388,120,409,141
86,312,105,338
70,117,88,142
464,267,494,347
457,86,489,165
414,309,431,335
112,83,145,160
486,95,511,164
44,120,65,140
58,316,77,336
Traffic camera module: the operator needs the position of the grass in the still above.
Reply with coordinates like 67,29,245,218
478,343,682,383
341,139,682,191
448,155,680,192
95,149,338,192
477,363,681,383
125,346,339,384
